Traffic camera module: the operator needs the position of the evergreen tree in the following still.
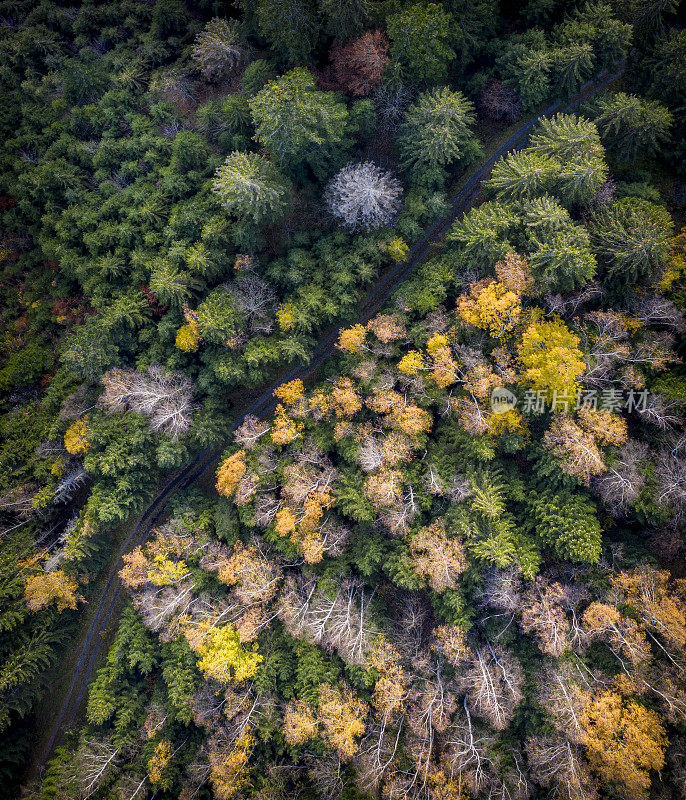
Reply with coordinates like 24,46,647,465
528,490,602,562
587,92,672,160
255,0,320,64
589,198,674,284
386,3,456,85
319,0,371,40
249,67,349,174
212,151,291,225
397,87,482,171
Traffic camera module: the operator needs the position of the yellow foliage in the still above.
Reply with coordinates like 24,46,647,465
216,450,247,498
366,313,406,343
456,280,521,337
331,377,362,417
577,408,628,447
657,225,686,295
518,316,585,395
270,404,302,445
209,729,255,800
488,409,528,440
397,350,425,375
148,740,173,788
197,624,263,684
388,236,409,263
275,506,297,538
337,324,366,353
426,333,448,355
283,700,319,745
464,365,501,401
581,691,667,800
317,684,368,761
175,323,200,352
274,379,304,406
390,404,433,437
25,569,81,613
148,553,189,586
64,417,90,455
276,301,296,331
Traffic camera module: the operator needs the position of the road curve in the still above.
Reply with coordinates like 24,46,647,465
35,64,624,772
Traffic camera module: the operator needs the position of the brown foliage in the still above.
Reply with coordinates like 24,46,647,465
319,31,389,97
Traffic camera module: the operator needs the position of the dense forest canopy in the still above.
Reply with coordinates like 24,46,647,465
0,0,685,799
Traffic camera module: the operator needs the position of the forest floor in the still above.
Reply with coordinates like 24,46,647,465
25,65,625,781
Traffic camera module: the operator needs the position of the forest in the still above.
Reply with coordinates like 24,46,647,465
0,0,685,798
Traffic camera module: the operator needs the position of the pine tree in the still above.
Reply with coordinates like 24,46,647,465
386,3,456,85
319,0,371,40
254,0,320,64
398,87,482,171
192,18,245,80
212,151,291,225
249,68,349,173
528,490,602,562
588,92,673,161
589,198,674,283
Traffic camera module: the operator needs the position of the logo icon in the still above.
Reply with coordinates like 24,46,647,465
490,387,517,414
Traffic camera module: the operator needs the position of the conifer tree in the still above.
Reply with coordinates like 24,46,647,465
212,151,291,225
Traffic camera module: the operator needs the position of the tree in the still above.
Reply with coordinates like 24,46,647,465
528,490,602,562
456,280,521,337
549,43,594,96
518,317,586,396
542,415,606,486
460,643,524,730
320,31,388,98
319,0,371,39
212,152,291,225
196,624,263,684
410,518,467,593
192,18,244,80
64,417,90,455
398,87,482,171
99,366,196,440
519,579,571,655
324,162,403,232
216,451,247,499
24,570,81,613
249,68,349,173
588,92,672,160
581,691,667,800
479,79,522,123
254,0,319,63
589,199,674,284
386,3,456,85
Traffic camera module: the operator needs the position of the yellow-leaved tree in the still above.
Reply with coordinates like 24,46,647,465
457,280,521,337
197,624,263,684
25,569,81,612
216,450,247,498
581,691,667,800
518,316,585,395
64,417,90,455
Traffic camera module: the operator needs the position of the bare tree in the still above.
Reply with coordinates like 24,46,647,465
593,439,648,517
231,274,277,335
526,736,598,800
460,643,524,731
75,737,120,799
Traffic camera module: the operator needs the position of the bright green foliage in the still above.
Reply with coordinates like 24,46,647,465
86,606,157,742
587,92,673,160
255,0,320,63
589,199,674,283
490,114,608,210
241,59,277,96
488,151,557,201
387,3,456,85
161,637,199,725
212,151,291,225
447,201,517,271
522,197,597,291
528,490,602,563
148,258,195,308
397,87,482,171
196,288,239,345
249,67,349,173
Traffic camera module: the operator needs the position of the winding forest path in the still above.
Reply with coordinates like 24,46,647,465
34,63,625,773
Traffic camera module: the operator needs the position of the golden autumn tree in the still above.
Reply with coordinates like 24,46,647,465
196,624,263,684
317,684,368,761
64,417,90,455
581,691,667,800
148,740,173,788
25,569,81,612
456,280,521,337
518,316,585,395
495,252,535,295
410,518,467,593
274,379,304,406
209,729,255,800
337,324,367,353
543,414,606,485
216,450,247,498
